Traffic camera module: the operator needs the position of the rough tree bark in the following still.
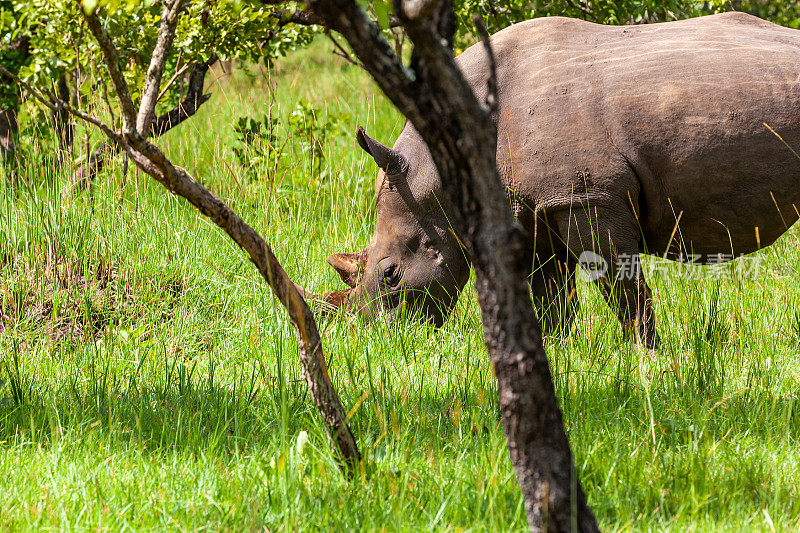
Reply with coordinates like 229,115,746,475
0,2,361,470
305,0,599,530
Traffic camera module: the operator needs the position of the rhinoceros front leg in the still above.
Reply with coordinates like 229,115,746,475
556,204,660,351
530,254,579,339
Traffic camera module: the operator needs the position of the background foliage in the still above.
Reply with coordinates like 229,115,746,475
451,0,800,38
450,1,800,50
3,0,800,142
0,0,315,123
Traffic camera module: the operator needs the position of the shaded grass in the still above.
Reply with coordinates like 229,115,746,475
1,38,800,530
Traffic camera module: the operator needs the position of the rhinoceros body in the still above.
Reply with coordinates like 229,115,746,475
462,11,800,255
320,13,800,347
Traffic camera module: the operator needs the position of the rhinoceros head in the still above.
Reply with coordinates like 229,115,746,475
316,126,470,326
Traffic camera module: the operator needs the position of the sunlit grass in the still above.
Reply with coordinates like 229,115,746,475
1,38,799,530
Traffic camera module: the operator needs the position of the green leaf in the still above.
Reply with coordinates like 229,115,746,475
373,0,389,29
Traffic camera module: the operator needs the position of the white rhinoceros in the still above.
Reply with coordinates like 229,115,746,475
313,12,800,349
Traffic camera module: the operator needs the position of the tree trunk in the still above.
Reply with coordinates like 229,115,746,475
0,35,30,167
0,107,17,164
1,6,363,470
305,0,599,530
52,74,74,158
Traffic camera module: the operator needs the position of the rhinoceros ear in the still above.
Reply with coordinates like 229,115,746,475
326,251,365,288
356,127,407,176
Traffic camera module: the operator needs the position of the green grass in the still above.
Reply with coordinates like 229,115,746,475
2,39,800,531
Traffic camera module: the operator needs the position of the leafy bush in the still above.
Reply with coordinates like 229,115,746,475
287,100,348,173
232,99,348,182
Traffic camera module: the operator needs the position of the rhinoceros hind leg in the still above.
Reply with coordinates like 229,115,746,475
596,264,660,351
556,204,660,351
530,255,579,339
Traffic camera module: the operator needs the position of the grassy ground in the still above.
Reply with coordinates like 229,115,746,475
2,40,800,531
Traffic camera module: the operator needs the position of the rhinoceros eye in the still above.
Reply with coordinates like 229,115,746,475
382,264,401,289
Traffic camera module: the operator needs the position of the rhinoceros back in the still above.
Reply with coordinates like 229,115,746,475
455,13,800,256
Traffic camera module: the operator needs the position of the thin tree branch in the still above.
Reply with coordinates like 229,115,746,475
271,7,370,70
301,2,416,113
67,4,363,471
137,0,187,134
327,33,366,69
52,74,74,156
564,0,595,19
0,62,120,143
77,57,216,187
156,59,190,103
272,8,327,26
152,56,216,135
80,1,137,134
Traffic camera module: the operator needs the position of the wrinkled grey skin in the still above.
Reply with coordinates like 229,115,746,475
318,13,800,347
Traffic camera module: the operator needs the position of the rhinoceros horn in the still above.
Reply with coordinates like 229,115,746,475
326,251,364,287
356,127,407,176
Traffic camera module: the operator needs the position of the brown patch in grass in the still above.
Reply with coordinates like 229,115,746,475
0,253,183,346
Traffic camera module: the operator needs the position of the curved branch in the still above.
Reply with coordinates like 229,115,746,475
69,3,363,471
0,62,121,143
152,56,216,136
75,57,216,185
121,134,362,469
